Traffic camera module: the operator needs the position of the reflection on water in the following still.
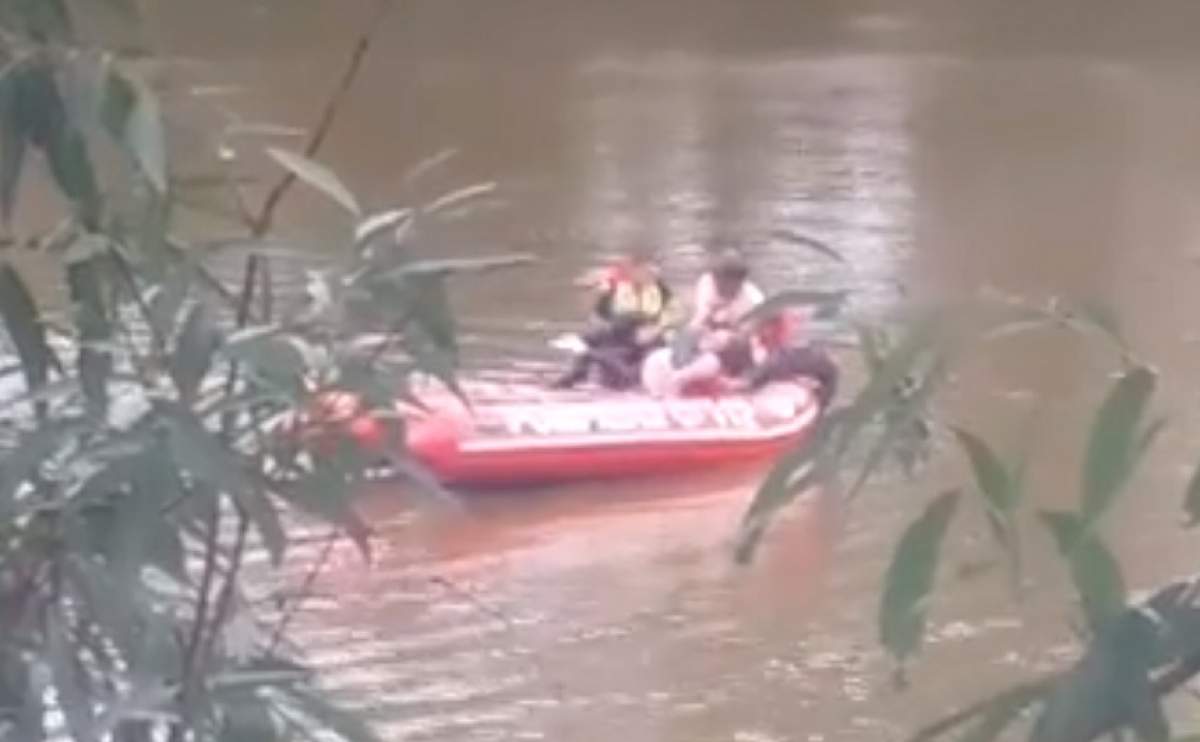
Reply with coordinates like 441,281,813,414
146,2,1200,739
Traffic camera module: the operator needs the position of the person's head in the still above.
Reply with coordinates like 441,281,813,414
710,248,750,299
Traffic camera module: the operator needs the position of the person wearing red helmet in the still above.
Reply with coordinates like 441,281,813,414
552,249,675,389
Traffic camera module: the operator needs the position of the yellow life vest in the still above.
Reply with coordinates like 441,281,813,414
611,280,665,318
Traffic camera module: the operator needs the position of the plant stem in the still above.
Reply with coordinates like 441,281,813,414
265,528,339,655
250,0,392,239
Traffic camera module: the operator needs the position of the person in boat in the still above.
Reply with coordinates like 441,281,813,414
689,247,765,334
734,308,839,408
640,307,838,407
552,249,676,389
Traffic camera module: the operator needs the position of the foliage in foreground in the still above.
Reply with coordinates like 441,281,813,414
739,292,1200,741
0,1,526,740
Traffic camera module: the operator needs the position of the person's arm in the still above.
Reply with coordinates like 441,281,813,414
689,274,717,330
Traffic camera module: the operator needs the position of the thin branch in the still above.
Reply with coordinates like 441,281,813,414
265,528,340,655
197,511,250,675
905,675,1058,742
170,502,220,742
250,0,392,238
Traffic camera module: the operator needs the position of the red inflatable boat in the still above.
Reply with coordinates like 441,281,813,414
392,380,822,486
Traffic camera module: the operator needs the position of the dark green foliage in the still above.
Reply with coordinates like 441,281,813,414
879,490,960,669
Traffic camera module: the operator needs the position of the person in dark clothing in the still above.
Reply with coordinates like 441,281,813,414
744,344,839,408
738,308,839,408
552,252,675,389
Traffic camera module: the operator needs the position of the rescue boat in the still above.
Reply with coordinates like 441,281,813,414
394,380,823,486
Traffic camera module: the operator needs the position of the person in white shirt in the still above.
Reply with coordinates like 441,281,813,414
688,248,765,332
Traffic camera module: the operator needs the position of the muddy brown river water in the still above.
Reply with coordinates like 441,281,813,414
90,2,1200,739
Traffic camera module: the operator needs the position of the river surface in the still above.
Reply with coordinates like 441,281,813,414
140,2,1200,739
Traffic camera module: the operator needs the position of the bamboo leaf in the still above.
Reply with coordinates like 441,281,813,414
950,425,1017,528
47,607,97,742
170,302,221,403
221,325,307,399
276,461,372,561
423,181,496,215
67,251,112,418
373,253,535,281
0,63,27,222
1040,511,1127,631
1181,456,1200,527
769,228,847,263
275,685,382,742
738,289,848,326
0,419,87,516
0,262,52,406
159,402,286,563
1069,298,1127,351
736,409,844,563
879,490,960,665
1082,366,1157,525
102,64,168,193
957,682,1050,742
218,695,279,742
266,148,360,216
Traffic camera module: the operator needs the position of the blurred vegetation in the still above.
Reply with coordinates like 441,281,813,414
0,1,526,739
739,289,1200,740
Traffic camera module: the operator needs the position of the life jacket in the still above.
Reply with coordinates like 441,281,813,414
599,262,667,319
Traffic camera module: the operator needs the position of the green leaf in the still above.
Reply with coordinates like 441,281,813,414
1181,456,1200,527
372,253,535,281
1033,610,1163,742
737,409,845,563
953,427,1017,516
1069,298,1127,351
958,681,1051,742
0,419,86,516
0,63,28,222
276,461,372,561
219,694,279,742
423,181,497,215
354,208,411,248
102,64,168,193
221,325,307,399
0,262,52,407
275,685,382,742
47,607,97,742
159,402,286,563
266,148,360,216
847,351,948,500
67,251,112,418
768,228,847,263
879,490,960,664
17,61,100,226
738,289,848,326
838,312,943,458
406,275,456,355
171,302,221,403
8,0,73,40
854,322,885,377
1082,366,1157,525
1040,511,1127,631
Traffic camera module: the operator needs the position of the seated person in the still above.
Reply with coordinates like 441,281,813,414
640,328,755,398
689,248,765,333
553,250,675,389
641,308,839,407
737,309,839,408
